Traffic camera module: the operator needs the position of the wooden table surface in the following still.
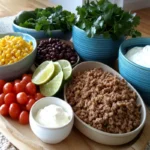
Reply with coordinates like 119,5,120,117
0,0,150,150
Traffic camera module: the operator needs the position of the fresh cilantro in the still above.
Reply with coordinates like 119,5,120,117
75,0,141,40
17,5,76,34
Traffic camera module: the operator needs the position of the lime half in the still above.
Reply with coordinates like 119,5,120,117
57,60,72,80
40,62,63,96
32,61,55,85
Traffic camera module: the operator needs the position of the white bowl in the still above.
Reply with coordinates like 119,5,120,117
64,61,146,145
29,97,74,144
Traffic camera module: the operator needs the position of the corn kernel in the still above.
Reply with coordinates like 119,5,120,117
0,35,33,66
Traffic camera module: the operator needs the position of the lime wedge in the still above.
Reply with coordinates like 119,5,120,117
57,60,72,80
40,62,63,96
53,62,62,77
32,61,55,85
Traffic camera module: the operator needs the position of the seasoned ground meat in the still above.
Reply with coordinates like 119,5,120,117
66,68,141,134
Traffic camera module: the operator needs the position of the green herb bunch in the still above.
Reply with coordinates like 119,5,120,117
17,6,76,33
75,0,141,40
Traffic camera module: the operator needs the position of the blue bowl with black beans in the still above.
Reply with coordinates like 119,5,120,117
35,38,80,67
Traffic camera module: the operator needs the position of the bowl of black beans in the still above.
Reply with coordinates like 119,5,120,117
36,38,80,67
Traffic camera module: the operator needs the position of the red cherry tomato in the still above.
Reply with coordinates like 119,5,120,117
0,93,5,106
27,95,34,100
20,80,28,88
34,93,44,101
22,75,32,84
3,83,13,94
14,83,25,93
26,82,36,95
19,111,29,125
0,104,9,116
16,92,28,104
19,104,27,111
0,80,5,93
4,93,16,105
9,103,21,119
26,99,36,111
14,79,21,84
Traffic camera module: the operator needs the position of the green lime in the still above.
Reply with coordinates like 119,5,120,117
53,62,62,77
32,61,55,85
40,63,63,96
57,60,72,80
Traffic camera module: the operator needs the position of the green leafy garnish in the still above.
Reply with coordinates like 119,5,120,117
75,0,141,40
16,5,76,34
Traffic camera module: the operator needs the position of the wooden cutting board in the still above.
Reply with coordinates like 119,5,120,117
0,108,149,150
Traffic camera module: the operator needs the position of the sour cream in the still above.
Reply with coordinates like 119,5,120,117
125,45,150,68
35,104,70,128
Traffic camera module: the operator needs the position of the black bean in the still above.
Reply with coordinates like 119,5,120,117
62,44,66,48
71,61,76,64
59,53,63,59
70,56,76,61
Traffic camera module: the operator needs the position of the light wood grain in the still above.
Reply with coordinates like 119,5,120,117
0,1,149,150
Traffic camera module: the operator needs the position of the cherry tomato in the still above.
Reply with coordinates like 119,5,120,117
4,93,16,105
0,104,9,116
14,79,21,84
34,93,44,101
3,83,13,94
9,103,21,119
19,111,29,125
0,93,5,106
16,92,28,104
26,82,36,95
14,83,25,93
26,99,36,111
27,95,34,100
20,80,28,88
22,75,31,84
19,104,27,111
0,80,5,93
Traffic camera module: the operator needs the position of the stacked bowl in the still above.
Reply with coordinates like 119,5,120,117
118,37,150,105
72,26,125,64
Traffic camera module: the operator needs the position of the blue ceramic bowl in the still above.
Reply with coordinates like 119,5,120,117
0,32,37,81
72,26,125,64
118,37,150,105
12,20,72,40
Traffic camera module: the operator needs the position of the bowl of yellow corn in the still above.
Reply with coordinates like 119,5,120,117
0,32,37,81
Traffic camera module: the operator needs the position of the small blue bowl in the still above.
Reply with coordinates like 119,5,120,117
0,32,37,81
12,20,72,40
118,37,150,105
72,26,125,64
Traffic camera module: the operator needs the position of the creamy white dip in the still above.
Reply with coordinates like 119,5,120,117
35,104,70,128
125,45,150,68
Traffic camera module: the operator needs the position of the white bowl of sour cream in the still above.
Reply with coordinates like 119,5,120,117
29,97,74,144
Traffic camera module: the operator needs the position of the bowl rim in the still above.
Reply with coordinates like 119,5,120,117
119,37,150,71
73,25,125,40
64,61,147,137
0,32,37,68
30,96,74,130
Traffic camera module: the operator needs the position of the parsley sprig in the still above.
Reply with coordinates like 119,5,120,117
75,0,141,40
17,6,76,33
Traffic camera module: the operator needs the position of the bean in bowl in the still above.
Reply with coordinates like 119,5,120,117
66,68,141,134
36,38,78,66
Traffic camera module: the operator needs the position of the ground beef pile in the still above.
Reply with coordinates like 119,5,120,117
66,68,141,134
